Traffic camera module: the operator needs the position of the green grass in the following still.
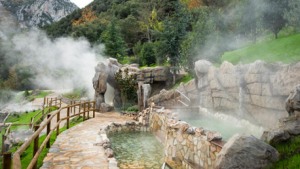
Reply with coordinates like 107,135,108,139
6,107,57,130
1,116,84,168
270,136,300,169
222,33,300,64
173,74,193,88
20,116,84,168
62,88,87,100
25,90,52,102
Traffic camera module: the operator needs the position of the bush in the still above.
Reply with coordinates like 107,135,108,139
126,105,139,112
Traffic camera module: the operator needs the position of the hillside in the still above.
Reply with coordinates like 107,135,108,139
0,0,78,27
222,33,300,64
43,0,300,71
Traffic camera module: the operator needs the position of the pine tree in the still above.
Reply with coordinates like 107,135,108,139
101,20,126,59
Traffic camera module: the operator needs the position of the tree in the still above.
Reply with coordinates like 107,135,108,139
262,0,289,38
114,68,138,109
159,2,190,68
238,0,260,42
285,0,300,32
180,7,213,73
101,20,126,59
140,42,156,66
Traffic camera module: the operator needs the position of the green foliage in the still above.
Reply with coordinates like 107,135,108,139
180,7,213,73
41,0,300,70
173,74,193,88
140,42,156,66
114,68,138,108
285,0,300,32
126,105,139,112
222,33,300,64
262,0,289,39
101,20,126,59
270,136,300,168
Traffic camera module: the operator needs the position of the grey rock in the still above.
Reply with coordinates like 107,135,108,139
206,131,222,141
279,116,300,135
261,130,290,144
215,134,279,169
100,103,114,113
285,85,300,116
185,127,196,135
192,60,300,128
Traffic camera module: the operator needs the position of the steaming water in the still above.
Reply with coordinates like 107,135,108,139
109,132,164,169
177,108,264,140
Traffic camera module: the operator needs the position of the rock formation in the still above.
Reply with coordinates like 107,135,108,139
285,85,300,116
93,58,171,111
177,60,300,128
262,115,300,144
215,134,279,169
0,0,78,28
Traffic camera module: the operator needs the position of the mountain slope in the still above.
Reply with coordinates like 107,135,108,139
0,0,78,27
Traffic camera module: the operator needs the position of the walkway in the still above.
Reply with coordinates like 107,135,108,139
41,112,133,169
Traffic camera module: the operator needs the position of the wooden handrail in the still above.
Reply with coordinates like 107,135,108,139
10,100,96,169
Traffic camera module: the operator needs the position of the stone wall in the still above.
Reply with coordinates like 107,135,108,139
149,106,223,169
177,60,300,128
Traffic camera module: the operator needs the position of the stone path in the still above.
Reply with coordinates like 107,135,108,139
41,112,133,169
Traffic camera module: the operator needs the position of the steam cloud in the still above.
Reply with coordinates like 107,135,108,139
0,21,105,99
11,29,104,96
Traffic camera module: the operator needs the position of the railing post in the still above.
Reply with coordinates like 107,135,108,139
56,111,60,136
70,101,72,114
87,102,91,119
2,134,6,154
33,125,39,169
83,102,86,121
46,114,51,148
79,101,81,114
2,152,12,169
93,101,96,118
73,101,75,114
47,98,49,106
67,107,70,129
50,98,53,107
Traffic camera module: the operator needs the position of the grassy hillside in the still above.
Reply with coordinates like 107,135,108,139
222,33,300,64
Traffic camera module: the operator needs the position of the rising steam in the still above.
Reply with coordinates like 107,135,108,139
1,28,105,98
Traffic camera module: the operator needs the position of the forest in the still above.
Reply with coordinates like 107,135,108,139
1,0,300,91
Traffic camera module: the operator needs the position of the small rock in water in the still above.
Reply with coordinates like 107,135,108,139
207,131,222,141
105,148,114,158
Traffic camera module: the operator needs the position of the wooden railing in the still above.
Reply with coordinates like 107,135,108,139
1,97,62,153
1,97,96,169
29,97,62,129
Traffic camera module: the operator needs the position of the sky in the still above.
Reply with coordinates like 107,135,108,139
70,0,93,8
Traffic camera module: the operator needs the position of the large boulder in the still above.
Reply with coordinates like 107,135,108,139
194,60,212,78
285,85,300,116
215,134,279,169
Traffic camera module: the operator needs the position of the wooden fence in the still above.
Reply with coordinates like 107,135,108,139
1,97,96,169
